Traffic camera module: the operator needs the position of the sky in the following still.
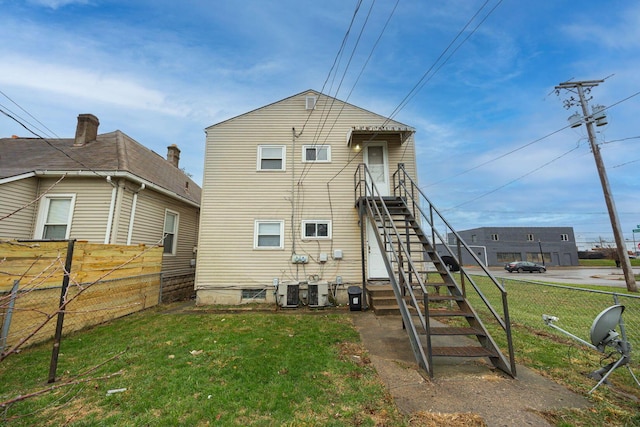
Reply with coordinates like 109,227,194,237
1,0,639,250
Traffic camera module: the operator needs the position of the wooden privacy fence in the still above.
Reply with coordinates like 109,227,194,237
0,240,163,353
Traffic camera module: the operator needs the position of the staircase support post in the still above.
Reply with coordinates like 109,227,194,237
358,202,368,311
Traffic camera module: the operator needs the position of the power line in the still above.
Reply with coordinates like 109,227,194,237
299,0,401,185
324,0,500,185
0,89,61,139
0,106,105,178
446,144,581,210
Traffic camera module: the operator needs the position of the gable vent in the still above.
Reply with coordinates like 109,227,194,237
305,96,317,110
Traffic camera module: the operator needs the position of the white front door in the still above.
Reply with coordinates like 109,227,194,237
363,142,389,197
366,218,389,279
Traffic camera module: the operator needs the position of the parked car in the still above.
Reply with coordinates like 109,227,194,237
504,261,546,273
441,255,460,272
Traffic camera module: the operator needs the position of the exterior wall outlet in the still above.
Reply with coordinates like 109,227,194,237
319,252,328,262
333,249,343,259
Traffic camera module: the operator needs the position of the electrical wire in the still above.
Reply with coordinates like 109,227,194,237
0,89,61,138
445,144,582,210
0,106,105,178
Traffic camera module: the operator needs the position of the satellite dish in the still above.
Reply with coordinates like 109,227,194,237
543,304,640,394
589,305,624,350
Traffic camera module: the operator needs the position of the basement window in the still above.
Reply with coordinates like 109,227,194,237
242,289,266,300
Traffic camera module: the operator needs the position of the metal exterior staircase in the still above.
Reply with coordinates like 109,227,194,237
354,163,516,378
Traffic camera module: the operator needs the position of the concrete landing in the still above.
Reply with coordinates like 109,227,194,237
350,311,591,427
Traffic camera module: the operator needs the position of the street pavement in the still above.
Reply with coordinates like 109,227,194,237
479,266,640,288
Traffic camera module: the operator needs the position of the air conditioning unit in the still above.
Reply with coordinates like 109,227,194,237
277,283,299,308
308,283,328,308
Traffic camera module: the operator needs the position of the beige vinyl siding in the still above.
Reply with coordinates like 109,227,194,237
0,177,38,239
196,91,418,298
36,177,113,242
130,189,198,272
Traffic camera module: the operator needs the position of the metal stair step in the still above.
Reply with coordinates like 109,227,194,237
428,309,474,317
431,346,497,358
428,326,485,336
427,295,464,302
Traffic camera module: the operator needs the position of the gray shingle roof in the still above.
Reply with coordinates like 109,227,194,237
0,130,201,205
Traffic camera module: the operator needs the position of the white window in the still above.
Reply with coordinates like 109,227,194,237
302,220,331,240
302,145,331,163
163,210,179,255
254,220,284,249
560,234,569,241
35,194,76,240
491,234,499,241
257,145,286,171
527,234,534,241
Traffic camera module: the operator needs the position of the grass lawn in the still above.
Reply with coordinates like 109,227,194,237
0,308,403,426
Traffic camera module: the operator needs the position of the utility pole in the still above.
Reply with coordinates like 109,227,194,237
556,80,637,292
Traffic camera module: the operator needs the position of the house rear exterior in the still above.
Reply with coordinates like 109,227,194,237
195,90,417,305
0,114,201,278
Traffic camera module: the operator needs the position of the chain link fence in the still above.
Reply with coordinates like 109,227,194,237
468,275,640,373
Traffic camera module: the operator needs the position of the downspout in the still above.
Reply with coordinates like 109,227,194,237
104,176,117,244
110,179,126,244
291,127,297,280
126,183,145,245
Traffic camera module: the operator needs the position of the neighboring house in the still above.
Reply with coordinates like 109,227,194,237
0,114,201,277
195,90,418,305
448,226,579,267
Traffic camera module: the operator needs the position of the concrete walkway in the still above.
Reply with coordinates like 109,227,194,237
350,311,592,427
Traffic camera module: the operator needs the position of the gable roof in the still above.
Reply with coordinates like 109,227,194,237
0,130,201,206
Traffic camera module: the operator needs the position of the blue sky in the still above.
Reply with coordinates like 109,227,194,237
1,0,639,250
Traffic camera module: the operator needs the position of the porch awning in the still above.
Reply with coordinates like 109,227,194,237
346,125,415,146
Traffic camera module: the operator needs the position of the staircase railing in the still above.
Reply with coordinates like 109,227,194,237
354,164,433,373
392,163,516,376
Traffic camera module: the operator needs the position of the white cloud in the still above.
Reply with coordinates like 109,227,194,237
0,56,189,116
27,0,90,9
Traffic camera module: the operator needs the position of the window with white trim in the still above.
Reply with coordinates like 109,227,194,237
560,234,569,241
302,145,331,163
257,145,286,171
254,220,284,249
527,234,534,241
491,234,499,241
36,194,76,239
163,210,179,255
302,220,331,239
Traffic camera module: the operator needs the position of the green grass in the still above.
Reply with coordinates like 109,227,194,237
466,276,640,426
0,307,403,426
579,258,640,267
